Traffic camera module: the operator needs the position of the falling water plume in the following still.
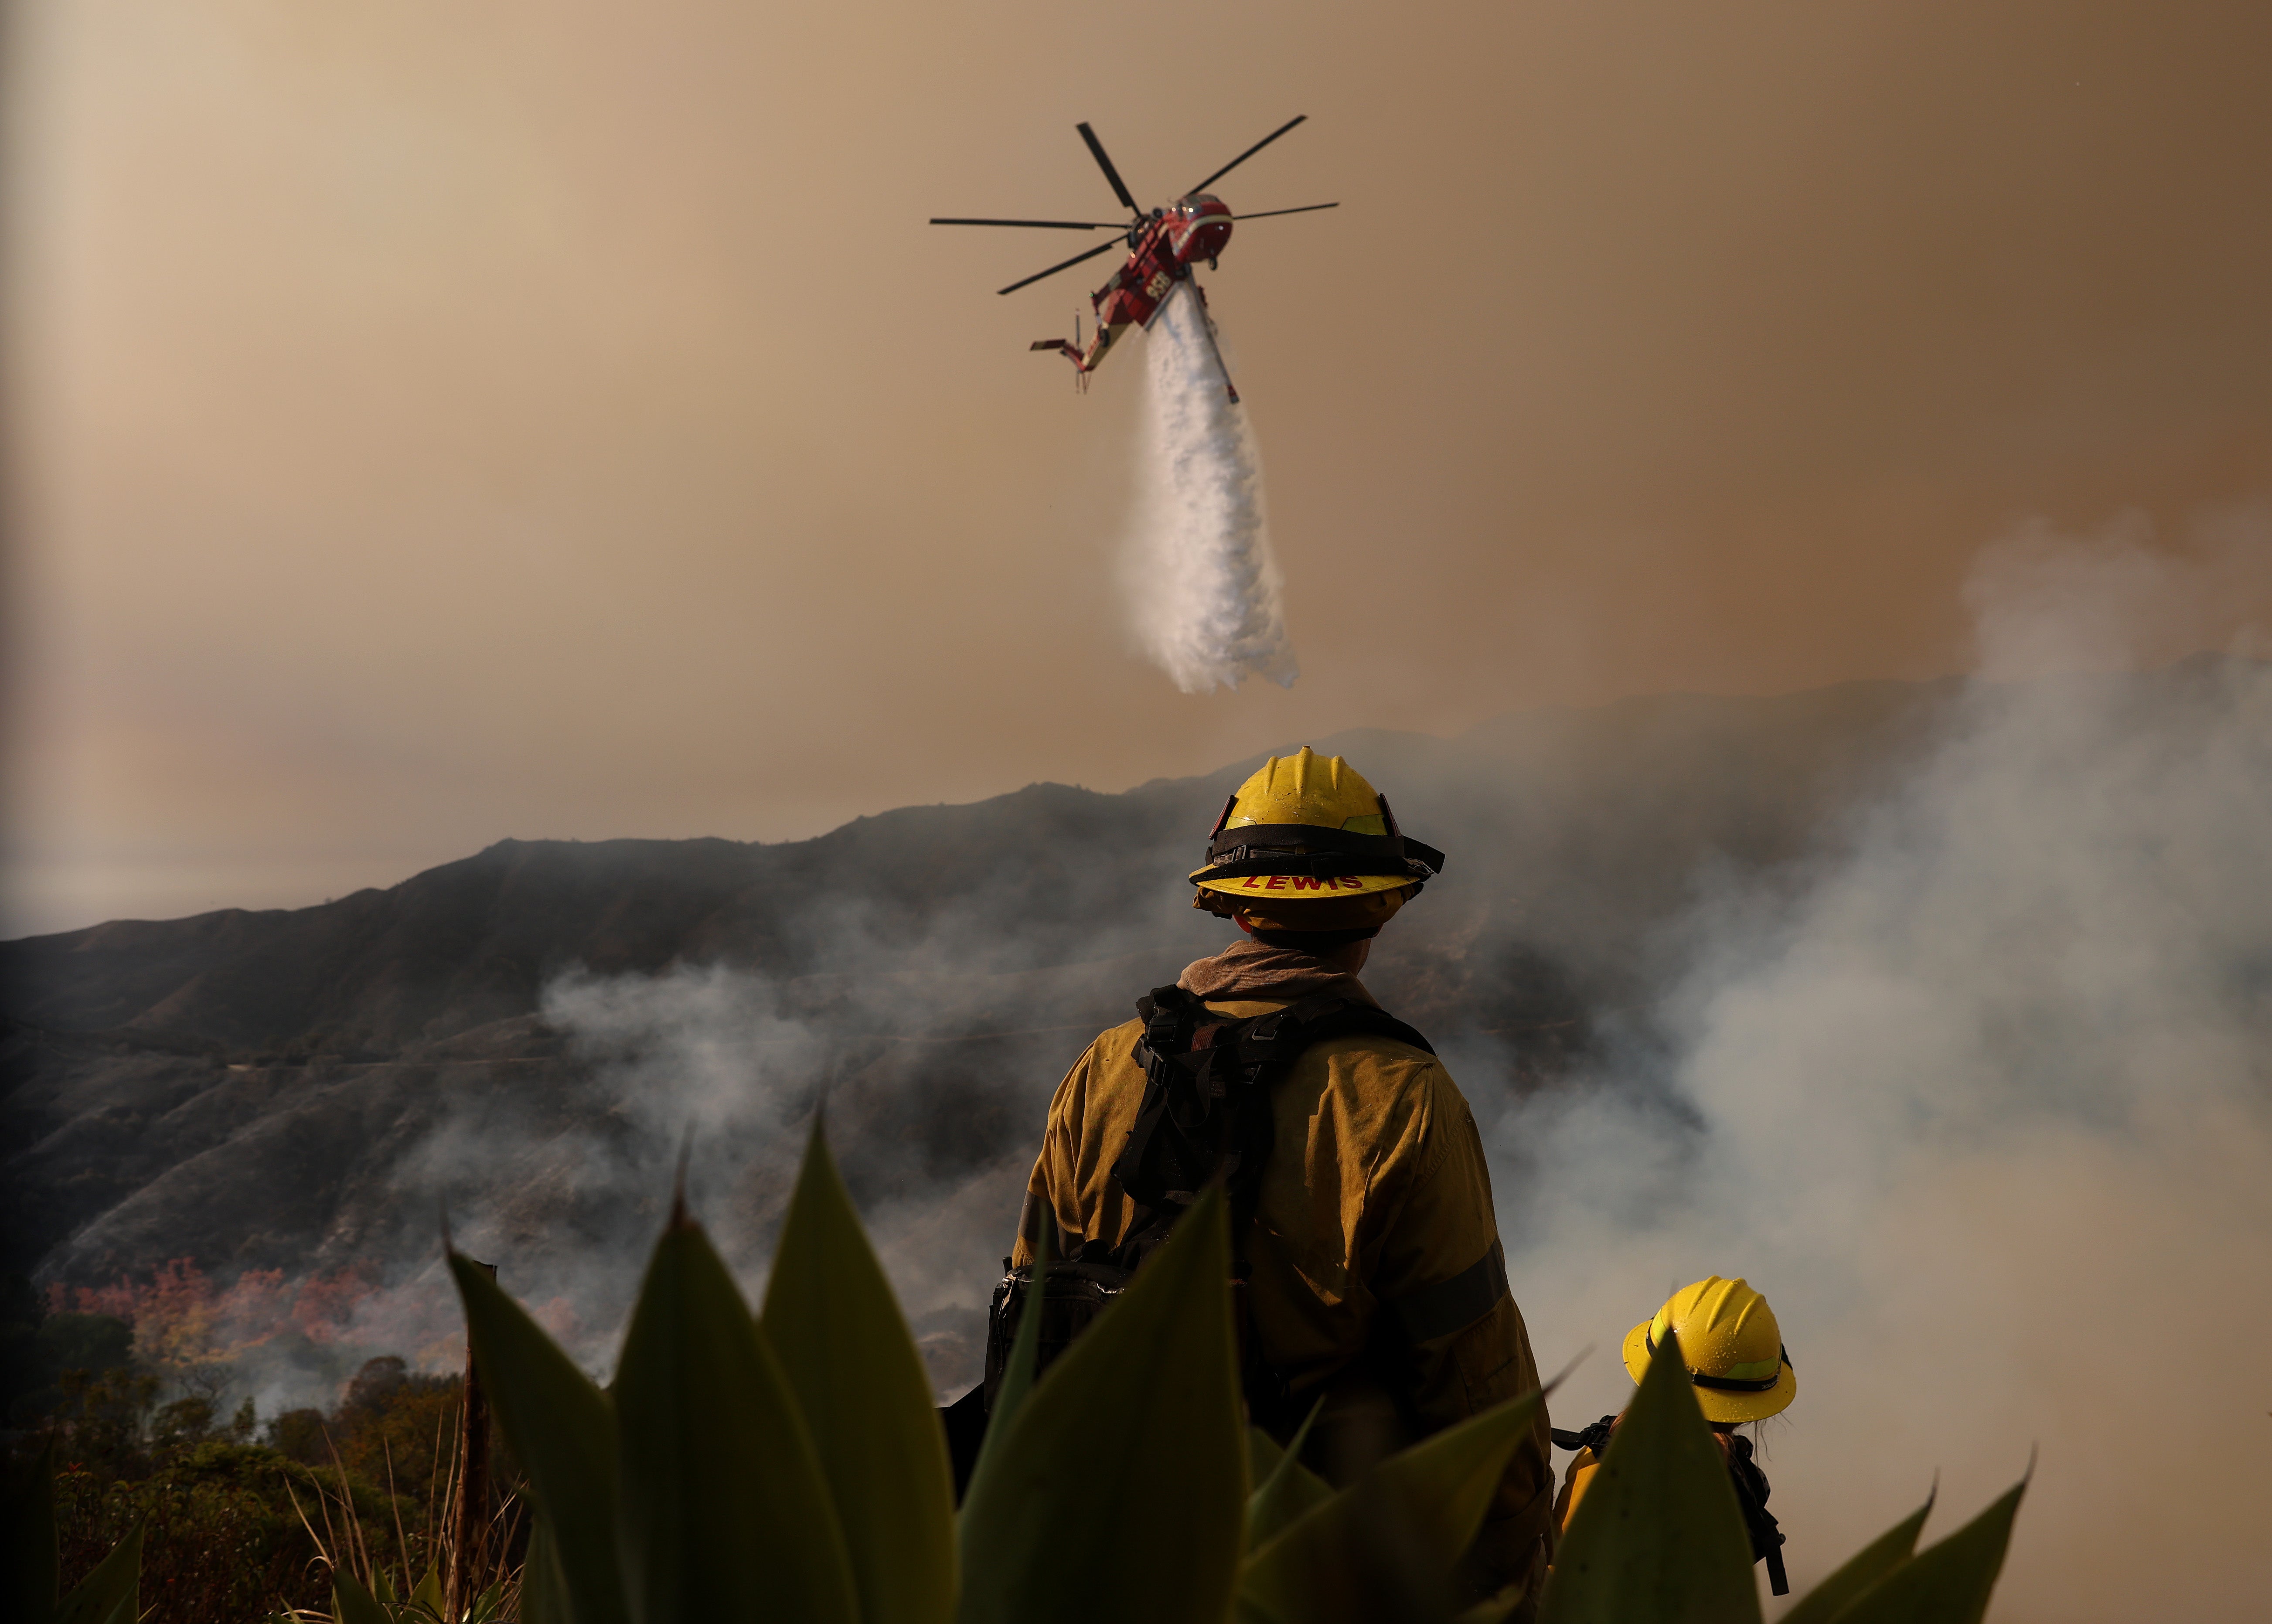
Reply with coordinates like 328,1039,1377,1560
1120,284,1298,693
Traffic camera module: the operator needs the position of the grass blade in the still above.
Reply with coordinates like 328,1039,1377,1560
613,1206,858,1624
448,1252,628,1624
760,1118,957,1624
1827,1475,2025,1624
957,1186,1246,1624
1778,1489,1934,1624
1538,1327,1761,1624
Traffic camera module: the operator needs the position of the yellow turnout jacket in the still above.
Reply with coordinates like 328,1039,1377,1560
1011,939,1556,1604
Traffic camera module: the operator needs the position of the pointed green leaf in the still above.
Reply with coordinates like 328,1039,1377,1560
1453,1579,1529,1624
760,1120,957,1624
3,1437,59,1624
331,1570,392,1624
55,1518,140,1624
448,1252,629,1624
1778,1490,1934,1624
518,1515,570,1624
1828,1477,2025,1624
409,1566,445,1619
1538,1328,1761,1624
1249,1426,1288,1483
1239,1385,1546,1624
962,1218,1049,1501
613,1209,858,1624
1245,1405,1333,1551
957,1186,1246,1624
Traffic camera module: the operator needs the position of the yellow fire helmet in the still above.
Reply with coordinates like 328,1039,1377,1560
1621,1276,1796,1424
1189,746,1444,925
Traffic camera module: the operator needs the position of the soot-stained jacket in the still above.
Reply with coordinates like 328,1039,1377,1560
1009,937,1556,1609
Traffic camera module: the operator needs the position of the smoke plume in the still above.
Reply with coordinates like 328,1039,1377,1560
1120,285,1299,692
17,506,2265,1620
329,946,1123,1396
1492,517,2272,1620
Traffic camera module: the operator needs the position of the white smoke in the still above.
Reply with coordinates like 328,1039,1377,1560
1493,517,2272,1620
1119,284,1299,693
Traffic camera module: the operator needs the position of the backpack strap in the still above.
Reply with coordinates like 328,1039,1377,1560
1112,989,1437,1226
1110,986,1225,1225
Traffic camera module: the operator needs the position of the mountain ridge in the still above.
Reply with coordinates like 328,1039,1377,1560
3,671,2017,1293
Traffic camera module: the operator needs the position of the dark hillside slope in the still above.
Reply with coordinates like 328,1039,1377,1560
1,676,1969,1288
0,783,1210,1058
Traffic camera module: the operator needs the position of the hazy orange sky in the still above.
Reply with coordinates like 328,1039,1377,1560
5,0,2269,933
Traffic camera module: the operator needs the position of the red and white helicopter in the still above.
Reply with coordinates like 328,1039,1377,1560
931,116,1336,402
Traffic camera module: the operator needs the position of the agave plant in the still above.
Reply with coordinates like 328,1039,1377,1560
434,1120,2026,1624
4,1113,2026,1624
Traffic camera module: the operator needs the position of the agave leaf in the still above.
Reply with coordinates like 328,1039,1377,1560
1777,1489,1935,1624
961,1217,1049,1501
331,1570,392,1624
519,1515,570,1624
1452,1579,1529,1624
1249,1426,1287,1482
470,1579,509,1624
613,1207,858,1624
957,1186,1246,1624
1538,1327,1760,1624
760,1118,956,1624
55,1516,141,1624
3,1436,59,1624
448,1253,626,1624
410,1566,445,1619
1827,1475,2025,1624
1245,1403,1333,1551
1239,1385,1545,1624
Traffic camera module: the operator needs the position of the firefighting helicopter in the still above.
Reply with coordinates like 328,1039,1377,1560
931,116,1337,402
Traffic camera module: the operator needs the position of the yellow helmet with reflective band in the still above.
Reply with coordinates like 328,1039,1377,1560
1621,1276,1795,1423
1189,746,1444,916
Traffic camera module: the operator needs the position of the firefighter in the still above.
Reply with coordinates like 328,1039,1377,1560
1000,747,1556,1610
1551,1276,1796,1593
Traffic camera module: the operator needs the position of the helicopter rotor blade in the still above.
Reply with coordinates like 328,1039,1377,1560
996,236,1123,296
1076,122,1141,215
1231,202,1340,220
1188,115,1307,196
930,217,1126,230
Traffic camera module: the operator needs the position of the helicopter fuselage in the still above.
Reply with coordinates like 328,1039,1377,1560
1036,194,1234,385
1091,194,1235,333
938,115,1330,399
